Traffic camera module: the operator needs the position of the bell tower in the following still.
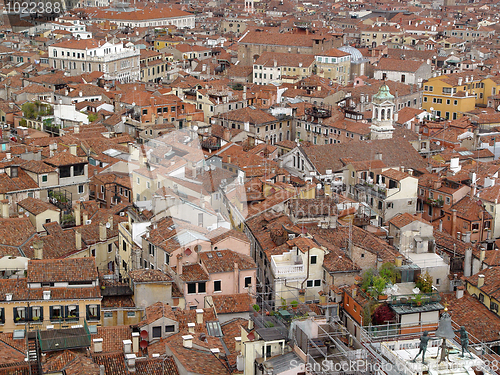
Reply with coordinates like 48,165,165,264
370,83,395,140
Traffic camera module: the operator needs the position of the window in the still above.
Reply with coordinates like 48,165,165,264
14,307,26,322
87,304,100,320
436,278,440,286
74,164,84,176
165,325,175,333
164,253,169,265
42,174,48,183
30,306,42,322
310,255,317,265
314,280,321,287
244,277,252,288
122,240,127,251
307,280,313,288
108,243,113,253
214,280,221,292
198,282,206,293
446,197,451,204
187,283,196,294
78,185,84,194
149,243,155,256
66,305,78,320
104,312,113,318
50,306,63,320
152,326,162,338
479,293,485,303
491,302,499,312
127,311,136,317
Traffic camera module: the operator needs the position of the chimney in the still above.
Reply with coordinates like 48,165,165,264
99,222,107,241
439,219,443,232
182,335,193,348
234,261,239,293
123,339,132,354
480,247,486,262
107,215,113,230
83,211,88,224
235,337,242,352
177,254,183,275
132,332,140,354
125,353,136,373
74,123,80,134
100,365,105,375
395,255,403,267
188,322,195,334
451,209,457,238
387,236,394,246
352,287,357,298
33,239,43,260
93,338,103,353
196,309,204,324
74,202,81,226
456,286,464,299
1,199,9,218
75,229,82,251
69,144,77,156
227,156,231,164
478,274,485,288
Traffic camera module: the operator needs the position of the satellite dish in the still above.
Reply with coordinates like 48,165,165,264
140,340,148,349
140,330,149,339
436,141,441,145
193,125,198,131
497,104,500,112
106,222,111,229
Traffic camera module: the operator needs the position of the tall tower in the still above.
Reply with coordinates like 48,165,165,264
245,0,255,13
370,83,395,140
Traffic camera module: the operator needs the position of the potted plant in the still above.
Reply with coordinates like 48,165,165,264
291,300,299,310
15,317,20,322
252,304,260,316
414,294,423,306
32,316,40,321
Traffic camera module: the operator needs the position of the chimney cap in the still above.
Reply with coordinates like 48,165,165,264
132,332,140,337
125,353,136,360
93,338,104,343
188,322,196,327
182,335,194,340
196,309,204,314
210,348,220,354
123,339,132,345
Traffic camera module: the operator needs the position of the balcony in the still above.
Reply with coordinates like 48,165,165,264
354,182,387,200
271,254,304,276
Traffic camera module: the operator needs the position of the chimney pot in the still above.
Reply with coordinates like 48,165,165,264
196,309,204,324
123,339,132,354
188,322,195,334
478,274,485,288
93,338,103,353
182,335,194,348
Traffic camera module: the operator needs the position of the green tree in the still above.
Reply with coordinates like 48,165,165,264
415,271,433,293
22,102,36,119
379,262,399,285
88,113,98,122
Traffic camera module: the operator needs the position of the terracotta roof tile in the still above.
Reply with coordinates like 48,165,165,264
27,258,98,283
18,197,59,215
211,293,254,314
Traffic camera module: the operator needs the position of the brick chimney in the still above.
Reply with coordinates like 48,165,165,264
33,239,43,260
182,335,193,348
75,229,82,251
177,254,183,275
99,222,107,241
74,201,81,226
196,309,204,324
1,199,9,218
478,274,485,288
132,332,139,354
93,338,103,353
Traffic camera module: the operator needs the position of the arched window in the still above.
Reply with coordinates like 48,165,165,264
387,109,391,120
381,109,385,120
374,108,378,119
